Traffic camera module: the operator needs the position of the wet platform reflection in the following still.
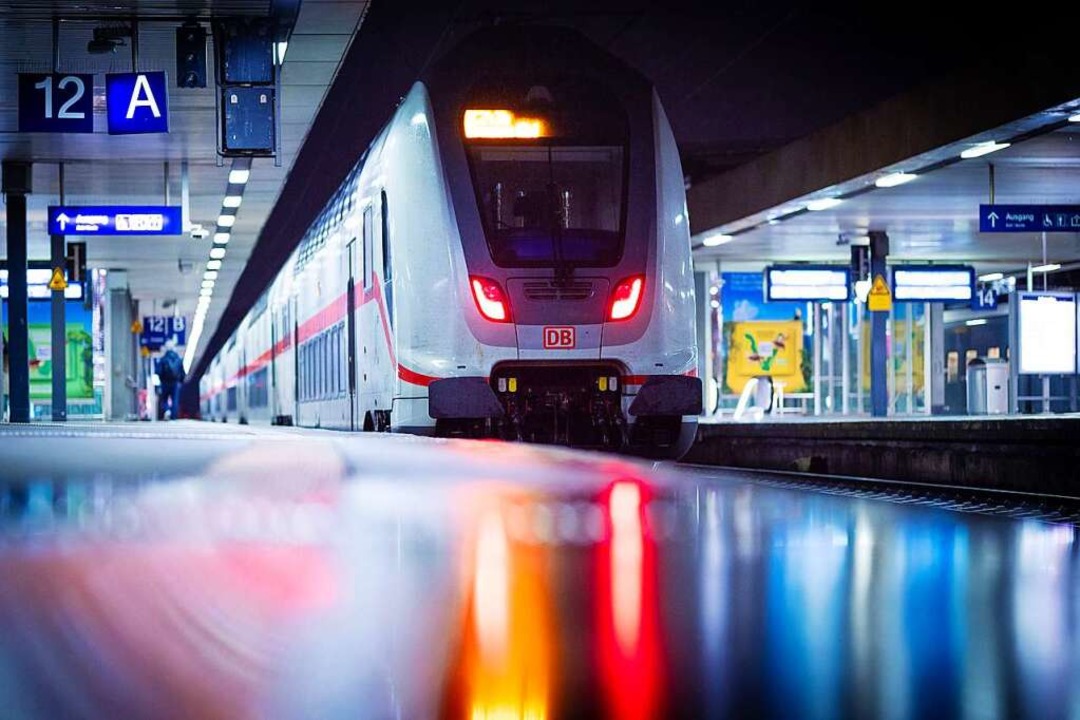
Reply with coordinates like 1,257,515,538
1,432,1078,719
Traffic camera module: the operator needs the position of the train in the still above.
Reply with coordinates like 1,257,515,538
199,24,701,458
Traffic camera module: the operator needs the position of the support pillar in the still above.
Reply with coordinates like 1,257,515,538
50,166,67,421
3,161,32,423
869,231,890,418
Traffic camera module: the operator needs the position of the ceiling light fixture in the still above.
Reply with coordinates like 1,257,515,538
223,195,242,208
204,270,218,280
213,232,230,244
199,288,213,297
965,318,988,327
960,141,1010,159
201,279,215,289
1031,263,1061,273
978,272,1004,282
218,214,235,228
875,172,918,188
209,247,226,260
702,232,734,247
807,198,843,211
206,259,222,270
1069,112,1080,123
228,168,250,184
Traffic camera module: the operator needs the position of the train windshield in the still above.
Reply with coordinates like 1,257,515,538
463,79,628,268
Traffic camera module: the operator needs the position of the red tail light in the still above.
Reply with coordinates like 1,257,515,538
470,276,511,322
608,275,644,321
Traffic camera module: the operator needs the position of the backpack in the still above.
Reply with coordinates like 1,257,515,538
159,350,183,383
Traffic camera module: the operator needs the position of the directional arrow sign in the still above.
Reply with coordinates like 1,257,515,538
48,205,183,236
980,204,1080,233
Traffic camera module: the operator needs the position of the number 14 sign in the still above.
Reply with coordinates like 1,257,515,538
18,73,94,133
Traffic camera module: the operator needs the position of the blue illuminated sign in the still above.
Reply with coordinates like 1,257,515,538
48,206,183,236
891,264,974,302
106,71,169,135
141,315,187,349
980,204,1080,233
18,73,94,133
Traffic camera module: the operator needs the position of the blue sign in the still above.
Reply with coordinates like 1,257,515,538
141,316,187,349
18,73,94,133
972,285,999,310
891,265,974,302
980,204,1080,233
48,206,183,236
106,71,169,135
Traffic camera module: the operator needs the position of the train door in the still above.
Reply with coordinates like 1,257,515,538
360,205,375,430
347,238,358,431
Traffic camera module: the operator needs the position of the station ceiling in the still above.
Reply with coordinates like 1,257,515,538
0,0,367,361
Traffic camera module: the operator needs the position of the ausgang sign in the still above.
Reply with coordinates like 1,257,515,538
48,205,183,236
980,204,1080,233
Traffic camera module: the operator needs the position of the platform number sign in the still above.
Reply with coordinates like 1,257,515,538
106,71,170,135
973,285,999,311
140,315,187,349
18,73,94,133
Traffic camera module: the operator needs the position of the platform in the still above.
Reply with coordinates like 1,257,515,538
689,415,1080,495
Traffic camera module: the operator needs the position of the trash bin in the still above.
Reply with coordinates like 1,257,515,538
966,357,1009,415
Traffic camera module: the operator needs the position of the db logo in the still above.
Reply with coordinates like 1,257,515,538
543,326,576,349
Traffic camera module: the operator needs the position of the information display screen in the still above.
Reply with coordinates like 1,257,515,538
765,265,850,302
1017,292,1077,375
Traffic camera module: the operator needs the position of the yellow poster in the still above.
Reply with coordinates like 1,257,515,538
726,320,805,393
861,319,924,394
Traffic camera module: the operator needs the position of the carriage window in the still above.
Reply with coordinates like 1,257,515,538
363,207,373,289
381,190,393,326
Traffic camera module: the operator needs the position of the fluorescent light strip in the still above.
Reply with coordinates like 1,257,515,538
1069,112,1080,123
1031,263,1061,273
978,272,1004,282
213,232,230,244
806,198,843,211
875,172,917,188
206,259,222,270
702,233,733,247
209,247,226,260
204,270,218,280
228,168,250,184
965,318,988,327
960,141,1010,159
218,214,236,228
223,195,242,209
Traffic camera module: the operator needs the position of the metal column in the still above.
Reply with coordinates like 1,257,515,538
50,166,67,421
3,161,32,423
869,231,889,417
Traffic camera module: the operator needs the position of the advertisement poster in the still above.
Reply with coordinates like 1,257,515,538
861,318,925,395
721,272,811,394
3,299,94,401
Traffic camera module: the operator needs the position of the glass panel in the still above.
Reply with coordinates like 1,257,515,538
468,145,625,267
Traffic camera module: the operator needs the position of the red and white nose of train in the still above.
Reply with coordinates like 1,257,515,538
425,61,700,455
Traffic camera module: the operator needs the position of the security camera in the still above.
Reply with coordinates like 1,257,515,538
190,225,208,240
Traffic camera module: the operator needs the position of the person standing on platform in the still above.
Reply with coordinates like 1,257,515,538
156,338,185,420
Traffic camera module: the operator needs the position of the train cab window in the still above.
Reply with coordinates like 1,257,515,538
463,77,628,268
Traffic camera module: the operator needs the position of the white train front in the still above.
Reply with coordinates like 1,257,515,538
200,25,701,458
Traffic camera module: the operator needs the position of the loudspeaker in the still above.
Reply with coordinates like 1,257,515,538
176,22,207,88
